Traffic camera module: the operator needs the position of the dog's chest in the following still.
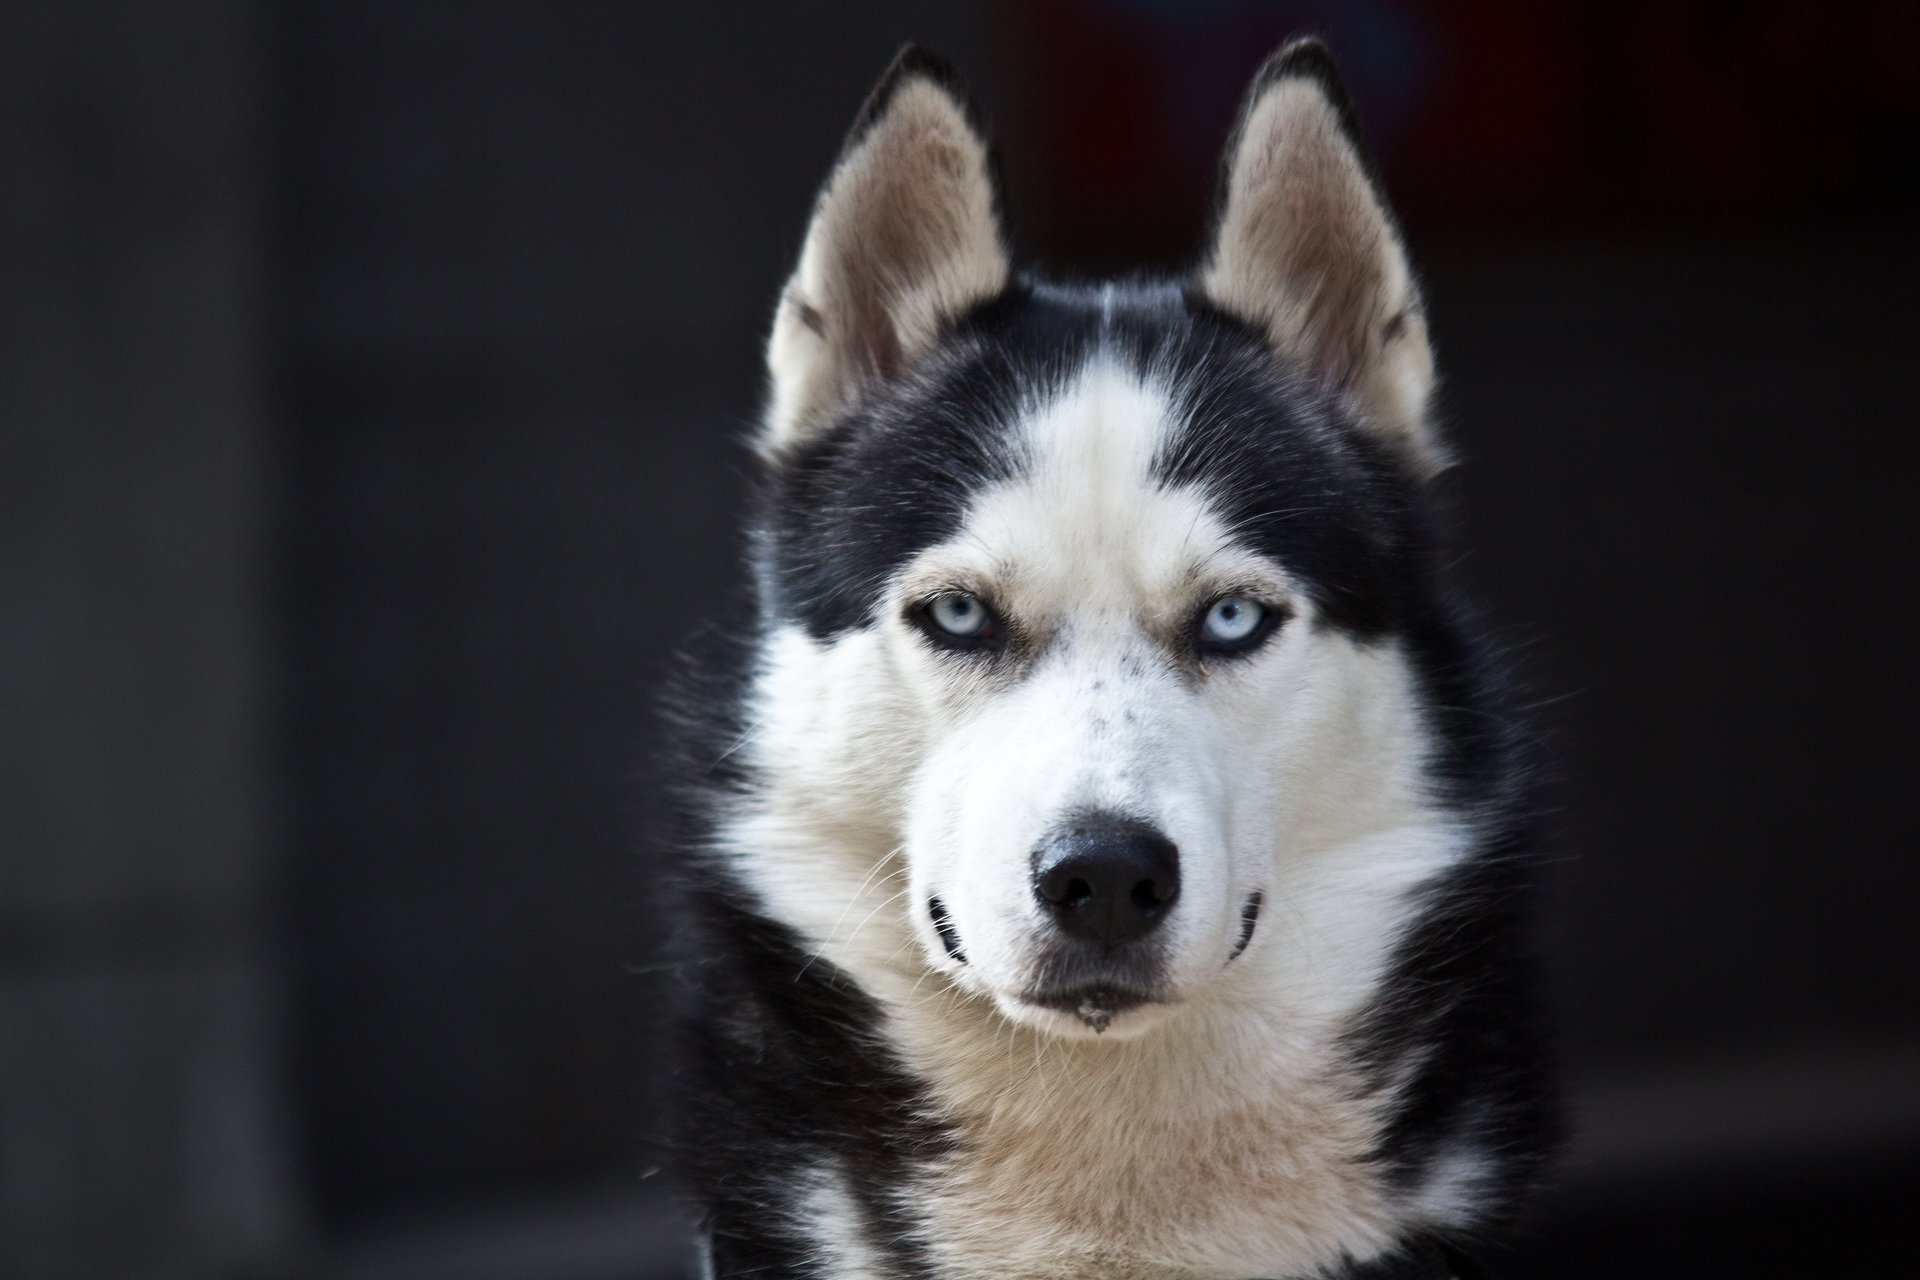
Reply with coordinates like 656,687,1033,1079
902,1034,1393,1280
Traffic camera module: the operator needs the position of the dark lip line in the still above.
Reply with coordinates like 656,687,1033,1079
1228,889,1264,961
1015,983,1169,1016
1016,983,1178,1034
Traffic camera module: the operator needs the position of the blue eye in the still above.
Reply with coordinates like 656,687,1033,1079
1199,596,1270,651
924,592,996,643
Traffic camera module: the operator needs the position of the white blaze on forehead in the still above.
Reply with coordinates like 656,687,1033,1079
945,360,1225,615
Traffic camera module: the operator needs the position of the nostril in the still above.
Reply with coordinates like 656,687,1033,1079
1131,877,1176,911
1038,870,1096,908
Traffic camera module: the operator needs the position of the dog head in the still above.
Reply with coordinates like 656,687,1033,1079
739,44,1456,1040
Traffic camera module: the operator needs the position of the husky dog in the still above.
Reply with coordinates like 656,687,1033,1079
668,40,1557,1280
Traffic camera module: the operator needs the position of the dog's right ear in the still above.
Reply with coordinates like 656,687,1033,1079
762,48,1010,456
1202,40,1443,479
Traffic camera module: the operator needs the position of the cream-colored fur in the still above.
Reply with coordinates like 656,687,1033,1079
1203,79,1442,477
765,75,1009,454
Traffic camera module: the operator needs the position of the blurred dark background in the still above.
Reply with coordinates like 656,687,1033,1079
3,2,1916,1277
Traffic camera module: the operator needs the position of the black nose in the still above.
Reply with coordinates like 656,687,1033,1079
1033,814,1180,946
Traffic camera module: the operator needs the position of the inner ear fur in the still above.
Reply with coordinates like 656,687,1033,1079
763,47,1010,455
1202,39,1444,478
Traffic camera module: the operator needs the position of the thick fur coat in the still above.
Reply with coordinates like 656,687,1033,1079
666,41,1558,1280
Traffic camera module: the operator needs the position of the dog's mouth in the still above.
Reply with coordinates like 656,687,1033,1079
932,891,1262,1035
1016,982,1165,1034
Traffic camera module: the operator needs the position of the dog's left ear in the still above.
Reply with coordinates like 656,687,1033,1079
763,47,1010,455
1202,40,1443,478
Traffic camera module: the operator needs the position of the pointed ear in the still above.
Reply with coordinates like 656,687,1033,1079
763,47,1010,454
1202,40,1443,478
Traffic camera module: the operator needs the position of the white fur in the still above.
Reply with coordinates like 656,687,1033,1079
796,1163,892,1280
1399,1139,1499,1230
720,362,1475,1278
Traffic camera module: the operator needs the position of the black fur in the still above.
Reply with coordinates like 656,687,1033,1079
674,271,1559,1269
766,278,1429,642
678,870,950,1280
664,41,1558,1280
661,621,949,1280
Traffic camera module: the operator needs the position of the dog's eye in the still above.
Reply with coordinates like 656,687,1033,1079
920,592,998,647
1197,596,1273,653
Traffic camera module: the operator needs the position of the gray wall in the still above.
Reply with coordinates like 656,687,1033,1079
1,3,309,1277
